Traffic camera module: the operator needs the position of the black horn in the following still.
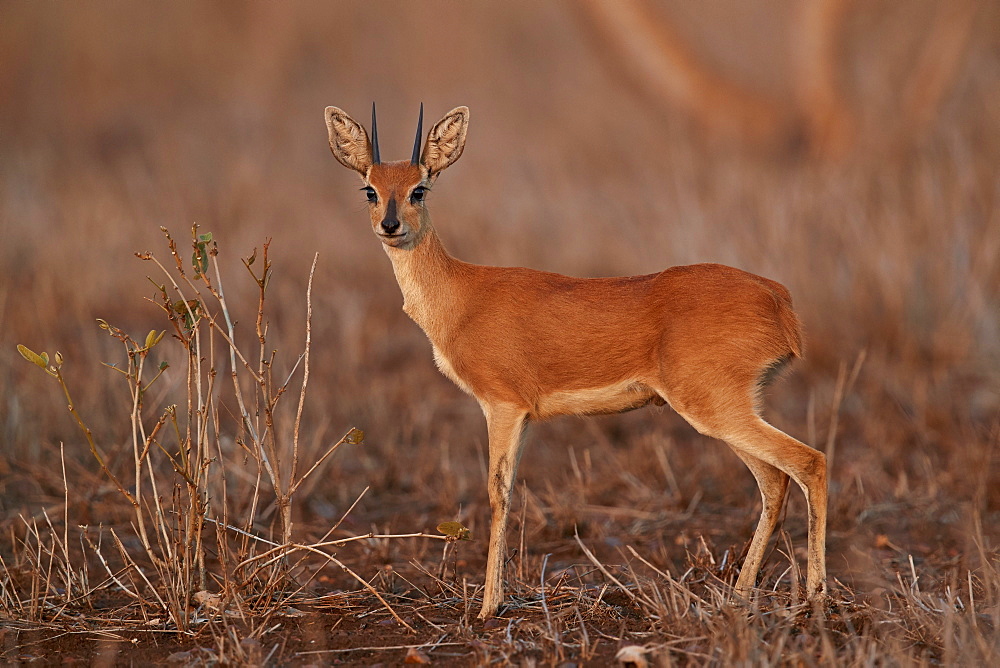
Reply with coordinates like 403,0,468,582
371,102,381,165
411,102,424,165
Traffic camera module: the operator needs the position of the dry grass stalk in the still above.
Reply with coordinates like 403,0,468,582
7,229,414,641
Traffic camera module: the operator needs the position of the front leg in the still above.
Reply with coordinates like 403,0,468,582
479,402,529,619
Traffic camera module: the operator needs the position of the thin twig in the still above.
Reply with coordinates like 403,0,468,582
292,543,416,632
288,431,350,496
290,252,318,485
297,641,465,656
574,530,652,611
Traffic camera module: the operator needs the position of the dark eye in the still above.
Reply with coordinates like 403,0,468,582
410,186,427,203
362,186,377,203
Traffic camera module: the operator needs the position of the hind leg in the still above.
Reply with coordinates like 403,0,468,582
729,449,789,597
725,418,827,598
666,390,828,599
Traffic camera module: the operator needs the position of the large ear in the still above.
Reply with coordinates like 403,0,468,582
421,106,469,176
325,106,373,174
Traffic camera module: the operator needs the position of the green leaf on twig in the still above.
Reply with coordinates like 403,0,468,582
436,521,472,541
344,428,365,444
17,344,48,369
192,248,209,276
144,329,166,350
192,231,214,276
172,300,203,331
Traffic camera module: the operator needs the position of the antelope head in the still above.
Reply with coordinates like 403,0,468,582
325,103,469,249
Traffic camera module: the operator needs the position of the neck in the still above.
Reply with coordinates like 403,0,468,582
383,223,461,340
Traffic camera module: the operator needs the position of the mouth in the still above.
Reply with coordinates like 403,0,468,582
378,232,409,246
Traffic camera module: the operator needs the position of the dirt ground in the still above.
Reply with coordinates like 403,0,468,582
1,479,994,664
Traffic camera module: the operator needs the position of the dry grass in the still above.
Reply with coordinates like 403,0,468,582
1,1,998,664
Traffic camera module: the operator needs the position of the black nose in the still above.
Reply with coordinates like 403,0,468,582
380,198,400,235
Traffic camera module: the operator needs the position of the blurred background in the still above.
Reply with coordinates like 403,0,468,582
1,0,998,587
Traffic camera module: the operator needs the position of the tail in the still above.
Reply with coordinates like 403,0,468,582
762,278,804,359
756,284,804,392
781,306,804,358
774,288,804,359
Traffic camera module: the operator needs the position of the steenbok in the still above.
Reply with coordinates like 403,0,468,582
324,104,827,618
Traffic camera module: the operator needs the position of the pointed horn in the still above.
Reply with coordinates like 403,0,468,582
371,102,381,165
410,102,424,165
